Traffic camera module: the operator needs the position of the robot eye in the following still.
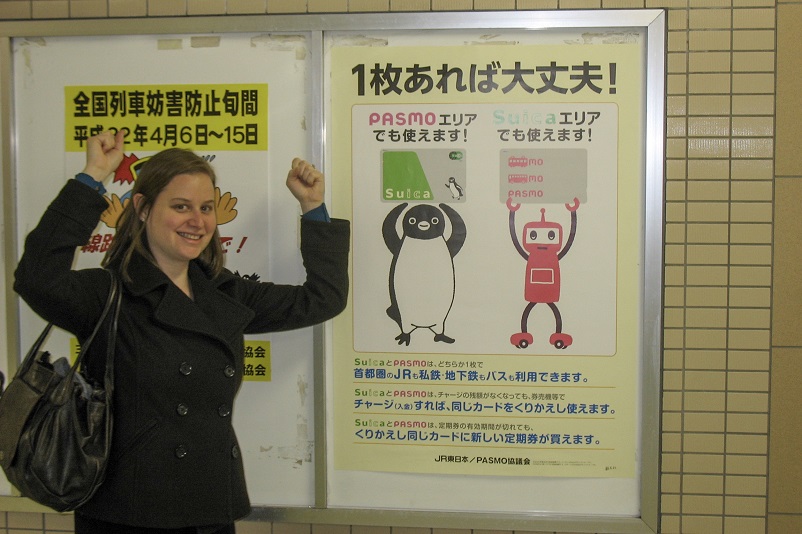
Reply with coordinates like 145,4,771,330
548,230,556,240
431,217,440,225
529,230,537,240
408,217,417,225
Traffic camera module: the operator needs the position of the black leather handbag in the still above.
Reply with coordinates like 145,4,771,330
0,270,121,511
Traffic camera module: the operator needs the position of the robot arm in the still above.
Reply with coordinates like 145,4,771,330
558,198,580,260
506,198,528,260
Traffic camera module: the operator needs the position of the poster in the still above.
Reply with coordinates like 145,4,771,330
12,32,318,505
331,39,645,478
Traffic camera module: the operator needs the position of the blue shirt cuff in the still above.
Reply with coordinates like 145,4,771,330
301,203,330,222
74,172,107,195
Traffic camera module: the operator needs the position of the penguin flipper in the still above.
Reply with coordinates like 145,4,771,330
386,304,402,327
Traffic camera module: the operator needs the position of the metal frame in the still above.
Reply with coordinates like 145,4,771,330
0,10,665,533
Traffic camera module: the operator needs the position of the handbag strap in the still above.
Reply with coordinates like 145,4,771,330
101,270,123,399
45,270,122,403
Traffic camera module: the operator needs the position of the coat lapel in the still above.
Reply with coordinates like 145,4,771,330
124,255,255,355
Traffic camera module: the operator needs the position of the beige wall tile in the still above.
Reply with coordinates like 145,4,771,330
687,265,728,285
730,266,772,286
684,453,725,474
70,0,108,17
776,5,802,174
349,0,391,11
773,178,802,346
730,245,772,265
687,159,730,180
731,203,773,224
32,0,68,18
227,0,267,13
682,515,723,532
237,520,271,533
727,434,768,455
515,0,558,8
352,527,391,534
273,523,311,534
0,0,31,18
734,51,775,72
390,0,431,11
473,0,516,9
148,0,186,15
727,392,769,412
732,159,773,180
725,495,766,516
734,7,775,28
727,475,767,496
728,350,769,371
558,0,600,7
769,348,802,513
688,72,730,94
733,72,775,94
685,433,726,454
268,0,306,13
731,181,772,201
768,513,802,534
687,350,728,370
684,412,726,432
724,516,766,534
688,30,731,51
432,0,473,9
313,524,351,534
730,309,771,329
733,29,775,50
309,0,348,12
688,116,729,135
109,0,147,16
726,455,768,476
8,512,43,529
690,9,732,30
187,0,226,14
682,494,724,515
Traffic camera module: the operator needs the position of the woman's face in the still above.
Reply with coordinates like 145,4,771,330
136,172,217,273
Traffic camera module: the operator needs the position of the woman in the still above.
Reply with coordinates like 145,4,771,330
14,130,350,533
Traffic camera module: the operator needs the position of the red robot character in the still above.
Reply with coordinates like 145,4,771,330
507,197,580,349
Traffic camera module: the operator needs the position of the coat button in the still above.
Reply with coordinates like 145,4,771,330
179,362,193,376
231,445,240,459
176,403,189,416
224,365,235,378
175,445,188,459
218,404,231,417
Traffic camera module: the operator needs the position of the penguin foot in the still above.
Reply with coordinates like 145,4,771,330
395,332,411,346
434,333,455,344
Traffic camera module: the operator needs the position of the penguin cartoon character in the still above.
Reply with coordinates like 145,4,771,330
445,177,465,200
382,203,467,346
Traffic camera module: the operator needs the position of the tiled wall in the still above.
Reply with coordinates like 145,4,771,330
0,0,798,533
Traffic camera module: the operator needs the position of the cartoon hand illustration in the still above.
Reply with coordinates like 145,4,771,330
215,187,238,225
566,197,580,212
101,193,129,229
506,197,521,212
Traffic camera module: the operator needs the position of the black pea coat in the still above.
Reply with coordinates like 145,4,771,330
13,180,350,528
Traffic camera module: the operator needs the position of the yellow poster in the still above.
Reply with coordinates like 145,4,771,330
64,84,268,152
331,42,644,478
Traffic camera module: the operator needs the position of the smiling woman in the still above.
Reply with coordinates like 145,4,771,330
12,130,351,533
136,172,219,297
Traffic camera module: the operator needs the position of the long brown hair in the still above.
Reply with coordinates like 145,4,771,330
102,148,225,280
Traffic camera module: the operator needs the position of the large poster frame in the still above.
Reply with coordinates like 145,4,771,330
0,10,664,533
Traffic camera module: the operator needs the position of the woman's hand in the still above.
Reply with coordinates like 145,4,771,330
285,158,324,214
82,129,126,182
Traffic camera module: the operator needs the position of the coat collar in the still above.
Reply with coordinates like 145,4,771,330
120,254,255,352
